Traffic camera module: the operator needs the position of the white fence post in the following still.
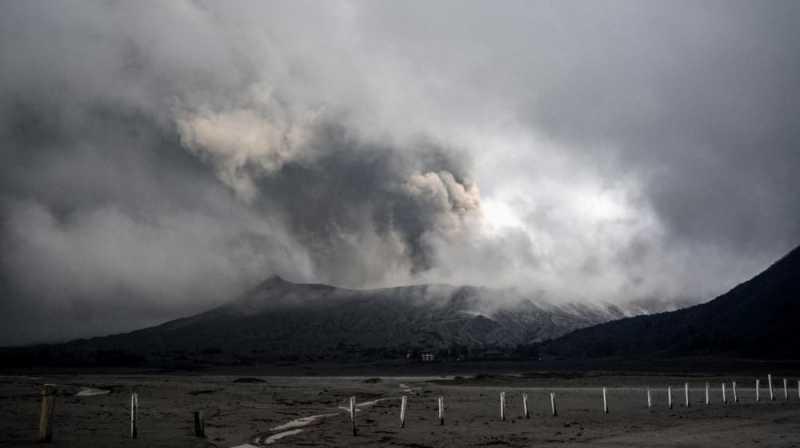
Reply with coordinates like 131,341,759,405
685,383,690,407
522,393,529,419
647,387,652,409
550,392,558,417
349,396,357,436
768,374,774,401
438,396,444,426
722,383,727,405
130,392,139,440
603,387,608,414
705,382,710,406
733,381,738,403
784,378,788,400
756,379,760,402
400,395,407,428
668,385,673,409
499,392,505,421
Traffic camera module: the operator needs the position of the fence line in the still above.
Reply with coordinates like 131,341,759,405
28,376,800,444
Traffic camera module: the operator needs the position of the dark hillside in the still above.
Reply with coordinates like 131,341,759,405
539,245,800,359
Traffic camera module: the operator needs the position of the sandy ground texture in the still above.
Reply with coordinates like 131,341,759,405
2,372,800,447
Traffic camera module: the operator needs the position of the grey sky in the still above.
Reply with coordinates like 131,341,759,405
1,1,798,344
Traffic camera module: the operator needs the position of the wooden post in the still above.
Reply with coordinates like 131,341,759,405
784,378,788,400
400,395,407,428
522,393,529,419
722,383,727,405
756,379,760,402
602,387,608,414
768,374,774,401
550,392,558,417
499,392,505,421
130,392,139,440
684,383,690,407
37,384,56,443
667,385,673,409
349,396,357,436
705,382,710,406
733,381,738,403
193,411,205,438
437,396,444,426
646,387,652,408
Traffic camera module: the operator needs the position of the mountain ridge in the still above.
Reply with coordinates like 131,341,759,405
1,276,636,366
538,244,800,359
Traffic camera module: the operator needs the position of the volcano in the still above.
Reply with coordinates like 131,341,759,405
6,276,632,366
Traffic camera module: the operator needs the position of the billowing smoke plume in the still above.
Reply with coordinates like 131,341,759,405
1,1,799,344
175,88,321,201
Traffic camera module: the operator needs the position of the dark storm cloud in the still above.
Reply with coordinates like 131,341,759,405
0,0,479,343
1,0,799,344
252,125,477,286
0,102,310,344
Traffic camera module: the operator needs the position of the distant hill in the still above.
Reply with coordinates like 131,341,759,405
2,276,632,366
539,245,800,359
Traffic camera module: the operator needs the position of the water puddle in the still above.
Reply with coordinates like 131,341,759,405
75,387,111,397
262,429,305,444
269,413,339,432
243,397,395,447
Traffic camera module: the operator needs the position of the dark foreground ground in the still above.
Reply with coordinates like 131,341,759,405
2,365,800,447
